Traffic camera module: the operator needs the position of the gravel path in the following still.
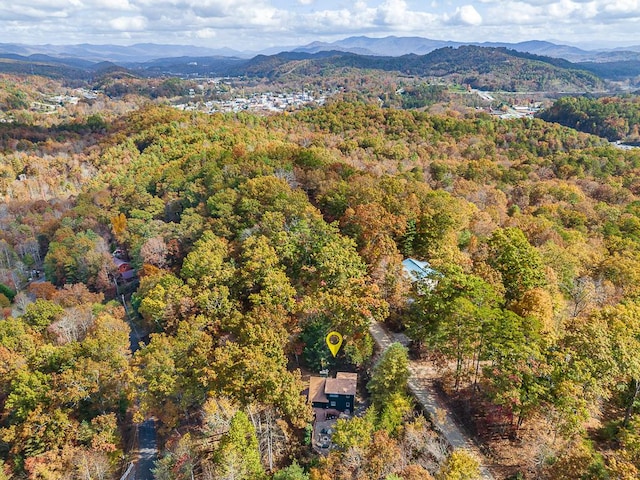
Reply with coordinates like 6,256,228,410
368,320,495,480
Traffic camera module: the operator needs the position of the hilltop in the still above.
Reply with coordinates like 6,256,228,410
232,46,605,92
0,45,609,93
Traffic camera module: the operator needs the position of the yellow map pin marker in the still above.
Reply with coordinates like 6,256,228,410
326,331,343,357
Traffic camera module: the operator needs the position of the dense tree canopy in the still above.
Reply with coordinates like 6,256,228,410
540,96,640,142
2,89,640,479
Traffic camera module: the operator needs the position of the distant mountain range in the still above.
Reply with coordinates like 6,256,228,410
2,36,640,64
293,37,600,61
0,36,639,91
0,42,248,63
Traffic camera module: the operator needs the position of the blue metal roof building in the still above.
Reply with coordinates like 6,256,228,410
402,258,438,292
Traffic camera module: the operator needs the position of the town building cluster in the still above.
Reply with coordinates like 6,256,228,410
175,89,330,114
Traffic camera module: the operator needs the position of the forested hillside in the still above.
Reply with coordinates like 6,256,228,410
540,95,640,142
2,93,640,478
206,46,605,93
0,45,608,93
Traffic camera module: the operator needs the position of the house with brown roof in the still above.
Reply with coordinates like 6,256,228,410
308,372,357,412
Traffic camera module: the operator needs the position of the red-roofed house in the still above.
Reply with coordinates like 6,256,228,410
113,257,132,274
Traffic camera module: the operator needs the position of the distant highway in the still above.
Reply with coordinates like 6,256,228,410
474,90,494,101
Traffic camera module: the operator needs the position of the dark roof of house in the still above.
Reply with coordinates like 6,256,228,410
308,372,358,403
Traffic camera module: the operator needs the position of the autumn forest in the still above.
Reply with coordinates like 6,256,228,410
2,72,640,480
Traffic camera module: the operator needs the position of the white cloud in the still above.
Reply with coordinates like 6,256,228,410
483,1,541,25
375,0,437,29
17,0,81,8
548,0,598,20
447,5,482,26
603,0,640,17
604,0,640,12
92,0,135,10
297,0,437,35
0,0,638,50
304,8,365,31
0,4,71,20
377,0,410,24
244,6,281,26
109,15,148,31
195,28,217,38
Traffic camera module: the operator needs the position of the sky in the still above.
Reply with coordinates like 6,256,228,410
1,0,639,51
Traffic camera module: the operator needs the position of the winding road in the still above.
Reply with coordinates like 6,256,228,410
368,320,495,480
